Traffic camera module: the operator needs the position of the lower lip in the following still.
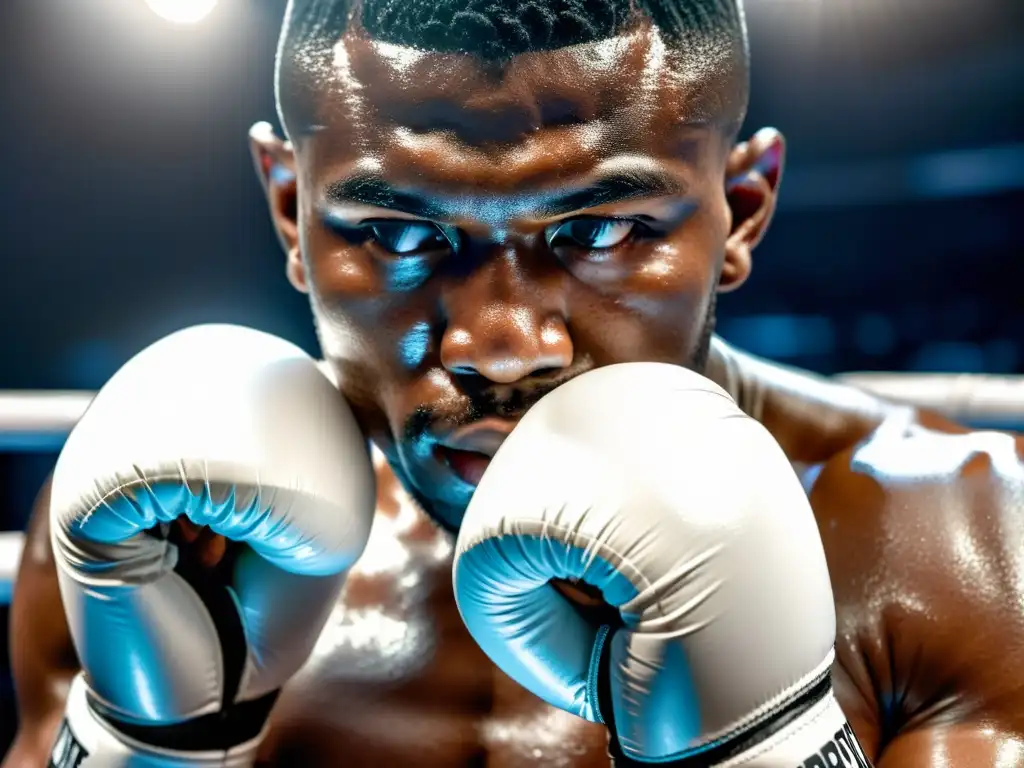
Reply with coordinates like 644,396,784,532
440,447,491,487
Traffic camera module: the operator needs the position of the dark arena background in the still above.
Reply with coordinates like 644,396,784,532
0,0,1022,751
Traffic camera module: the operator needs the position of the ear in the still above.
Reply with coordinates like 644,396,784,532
720,128,786,293
248,121,307,293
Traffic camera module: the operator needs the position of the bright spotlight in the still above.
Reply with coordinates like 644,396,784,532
143,0,219,25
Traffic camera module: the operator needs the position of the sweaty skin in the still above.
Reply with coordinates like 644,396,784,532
8,351,1024,767
8,22,1024,768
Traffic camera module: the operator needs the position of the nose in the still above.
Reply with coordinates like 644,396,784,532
440,251,573,385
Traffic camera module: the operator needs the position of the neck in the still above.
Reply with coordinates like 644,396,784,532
705,336,896,464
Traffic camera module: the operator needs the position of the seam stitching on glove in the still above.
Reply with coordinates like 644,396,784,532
66,476,334,523
695,649,837,749
721,687,836,767
587,624,612,724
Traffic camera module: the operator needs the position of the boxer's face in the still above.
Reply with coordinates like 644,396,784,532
252,25,784,531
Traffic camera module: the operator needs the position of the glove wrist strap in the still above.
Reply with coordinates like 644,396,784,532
608,679,871,767
53,674,269,768
711,688,869,768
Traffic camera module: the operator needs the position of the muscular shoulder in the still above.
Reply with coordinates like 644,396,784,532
810,412,1024,742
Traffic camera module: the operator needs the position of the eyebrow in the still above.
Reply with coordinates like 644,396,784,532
322,169,686,222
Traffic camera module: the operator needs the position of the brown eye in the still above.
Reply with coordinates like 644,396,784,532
546,217,641,251
367,220,453,256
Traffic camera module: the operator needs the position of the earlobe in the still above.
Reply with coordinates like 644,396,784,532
720,128,786,293
285,245,309,293
249,121,306,291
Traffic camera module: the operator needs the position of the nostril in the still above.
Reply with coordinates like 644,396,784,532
450,365,478,376
529,367,561,379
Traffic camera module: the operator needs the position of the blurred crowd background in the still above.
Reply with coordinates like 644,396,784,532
0,0,1022,743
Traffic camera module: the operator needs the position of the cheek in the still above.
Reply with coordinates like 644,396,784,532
567,210,725,363
310,278,444,409
626,240,714,298
570,286,709,366
397,321,432,368
303,224,383,297
633,206,727,317
315,293,436,376
313,304,431,451
303,222,432,366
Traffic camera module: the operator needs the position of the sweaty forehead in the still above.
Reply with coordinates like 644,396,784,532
288,25,744,190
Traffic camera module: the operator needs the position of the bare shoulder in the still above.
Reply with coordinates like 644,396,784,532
812,410,1024,582
809,411,1024,747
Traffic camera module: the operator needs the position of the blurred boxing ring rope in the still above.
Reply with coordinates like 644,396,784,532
1,373,1022,604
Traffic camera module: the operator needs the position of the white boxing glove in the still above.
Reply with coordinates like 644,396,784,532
50,325,376,767
454,363,871,766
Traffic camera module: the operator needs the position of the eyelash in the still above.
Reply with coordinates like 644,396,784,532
546,217,657,252
323,216,659,258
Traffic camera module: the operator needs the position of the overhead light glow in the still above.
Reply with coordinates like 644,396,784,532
143,0,219,25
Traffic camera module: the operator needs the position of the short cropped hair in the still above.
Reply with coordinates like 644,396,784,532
276,0,748,138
